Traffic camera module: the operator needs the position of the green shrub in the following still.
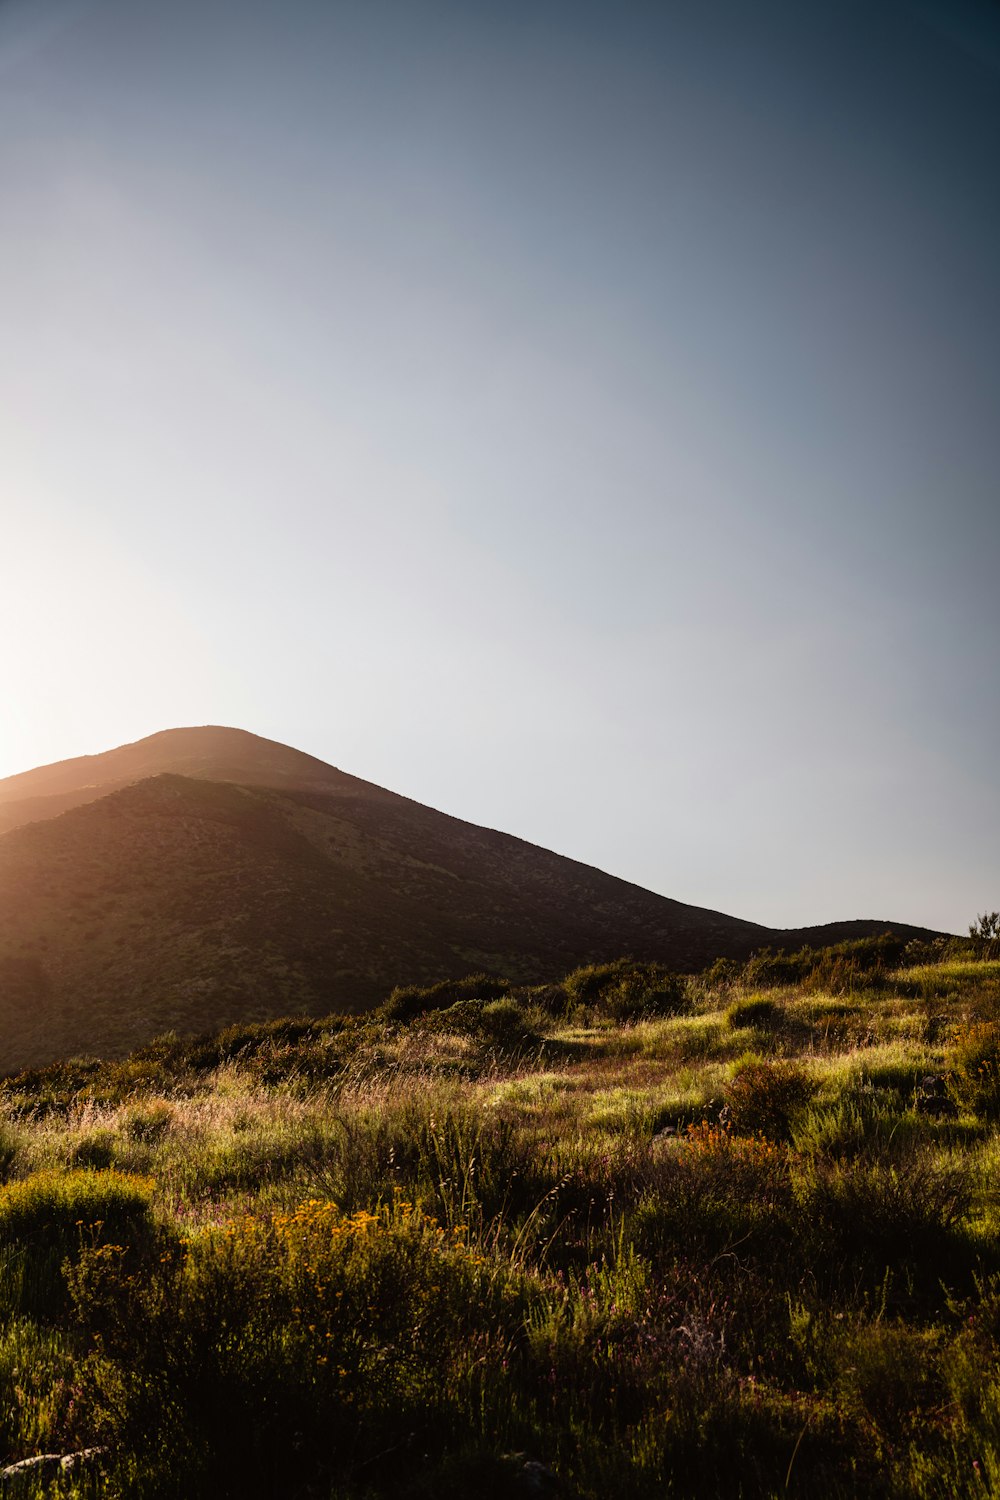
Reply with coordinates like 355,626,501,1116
792,1095,924,1162
563,960,688,1020
563,959,631,1004
69,1129,117,1169
308,1098,550,1234
192,1125,333,1195
122,1101,174,1142
68,1199,530,1498
796,1153,970,1292
420,998,540,1053
741,934,905,993
528,983,570,1017
723,1061,818,1139
632,1124,795,1263
950,1020,1000,1119
380,974,510,1022
0,1169,157,1320
699,956,741,991
969,912,1000,961
726,997,781,1030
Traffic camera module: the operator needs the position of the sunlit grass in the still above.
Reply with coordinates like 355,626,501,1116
0,945,998,1496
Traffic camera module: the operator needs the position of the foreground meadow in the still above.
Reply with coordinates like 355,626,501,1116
2,938,1000,1497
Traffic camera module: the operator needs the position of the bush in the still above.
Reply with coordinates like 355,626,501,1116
123,1101,174,1142
726,997,781,1030
563,960,688,1021
699,956,741,991
380,974,510,1023
797,1153,970,1291
950,1020,1000,1119
420,998,539,1053
723,1061,818,1140
741,934,906,994
528,983,570,1018
310,1098,549,1232
0,1169,157,1319
69,1129,117,1169
68,1199,530,1498
632,1125,795,1263
969,912,1000,961
792,1094,923,1162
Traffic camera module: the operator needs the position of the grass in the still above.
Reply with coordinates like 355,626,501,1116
0,939,999,1495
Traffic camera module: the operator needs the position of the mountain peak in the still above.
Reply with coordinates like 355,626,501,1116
0,725,373,836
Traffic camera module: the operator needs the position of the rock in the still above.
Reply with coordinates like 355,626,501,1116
0,1456,62,1491
517,1458,560,1495
915,1075,957,1117
1,1448,106,1490
60,1447,105,1473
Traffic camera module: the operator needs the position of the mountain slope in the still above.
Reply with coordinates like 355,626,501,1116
0,728,939,1070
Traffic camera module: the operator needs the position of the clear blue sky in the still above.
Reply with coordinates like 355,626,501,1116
2,0,997,932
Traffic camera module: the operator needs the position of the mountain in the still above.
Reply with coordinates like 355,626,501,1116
0,725,373,836
0,727,938,1070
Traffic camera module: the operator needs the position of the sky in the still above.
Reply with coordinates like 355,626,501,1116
1,0,998,933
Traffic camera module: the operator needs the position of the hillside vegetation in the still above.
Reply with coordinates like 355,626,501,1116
0,934,999,1496
0,727,937,1071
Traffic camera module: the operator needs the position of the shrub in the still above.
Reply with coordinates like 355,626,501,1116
950,1020,1000,1119
741,934,905,993
723,1061,818,1139
563,959,632,1004
123,1100,174,1142
528,983,570,1018
603,968,688,1022
970,912,1000,961
699,956,741,991
563,960,688,1021
420,998,539,1053
726,997,781,1030
791,1095,924,1162
0,1169,157,1319
68,1198,530,1498
310,1098,549,1233
632,1124,795,1263
380,974,510,1022
69,1129,117,1169
796,1153,970,1292
902,936,948,967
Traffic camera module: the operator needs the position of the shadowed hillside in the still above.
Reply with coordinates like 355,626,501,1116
0,728,941,1069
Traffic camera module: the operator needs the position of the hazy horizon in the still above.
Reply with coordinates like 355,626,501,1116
2,0,998,933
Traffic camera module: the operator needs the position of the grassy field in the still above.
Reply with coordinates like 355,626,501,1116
1,937,1000,1497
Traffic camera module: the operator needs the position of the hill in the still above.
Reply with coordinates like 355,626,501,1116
0,725,377,836
0,726,940,1069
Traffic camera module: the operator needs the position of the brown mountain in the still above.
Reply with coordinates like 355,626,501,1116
0,725,369,836
0,727,938,1070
